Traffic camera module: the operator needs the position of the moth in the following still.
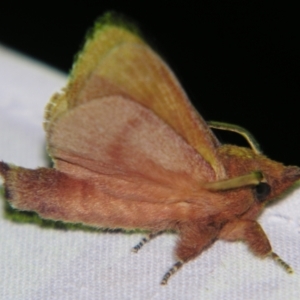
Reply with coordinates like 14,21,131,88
0,13,299,285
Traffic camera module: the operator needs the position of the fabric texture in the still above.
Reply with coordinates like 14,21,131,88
0,44,299,300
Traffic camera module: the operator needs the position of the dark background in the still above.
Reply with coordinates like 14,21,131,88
1,1,299,166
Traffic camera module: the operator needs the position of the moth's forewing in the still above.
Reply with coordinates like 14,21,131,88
45,23,225,179
49,96,216,186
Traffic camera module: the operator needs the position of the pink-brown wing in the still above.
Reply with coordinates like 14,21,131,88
48,96,215,201
45,23,226,179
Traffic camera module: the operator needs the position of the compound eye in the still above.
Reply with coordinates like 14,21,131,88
254,182,271,202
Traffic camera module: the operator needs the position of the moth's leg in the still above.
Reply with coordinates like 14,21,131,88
161,260,183,285
161,224,218,285
270,252,293,273
132,231,163,253
220,219,293,273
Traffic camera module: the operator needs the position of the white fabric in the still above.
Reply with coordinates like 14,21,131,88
0,44,299,300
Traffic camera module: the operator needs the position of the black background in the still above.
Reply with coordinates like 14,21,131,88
1,1,299,166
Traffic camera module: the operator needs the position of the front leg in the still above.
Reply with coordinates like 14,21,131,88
161,222,219,285
219,219,293,273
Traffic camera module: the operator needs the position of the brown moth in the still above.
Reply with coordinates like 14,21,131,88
0,14,299,285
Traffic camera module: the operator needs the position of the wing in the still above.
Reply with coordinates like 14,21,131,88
48,96,215,197
44,16,226,179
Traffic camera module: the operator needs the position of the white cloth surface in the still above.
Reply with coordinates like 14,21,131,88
0,44,300,300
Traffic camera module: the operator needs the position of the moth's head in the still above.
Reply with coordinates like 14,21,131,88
252,156,300,204
218,144,300,207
